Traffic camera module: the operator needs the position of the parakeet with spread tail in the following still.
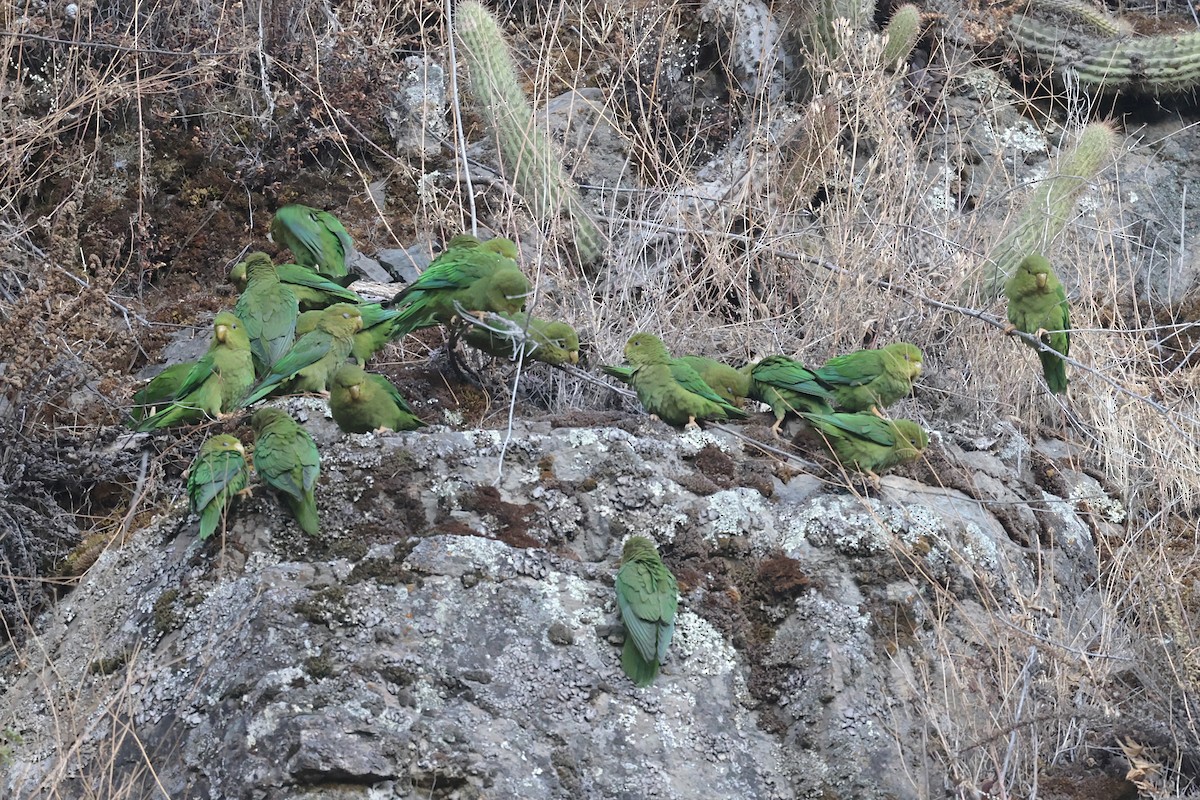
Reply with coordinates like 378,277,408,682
251,408,321,535
187,434,249,541
1004,254,1070,394
615,536,678,687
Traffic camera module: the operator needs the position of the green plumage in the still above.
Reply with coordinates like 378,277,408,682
187,434,249,541
136,312,256,431
747,355,836,434
603,355,750,405
240,303,363,406
383,236,530,337
129,362,194,424
250,408,321,535
615,536,678,687
801,412,929,474
815,342,923,412
464,312,581,366
233,252,299,374
298,303,404,366
1004,254,1070,394
329,364,426,433
230,259,362,311
622,334,748,428
270,204,354,279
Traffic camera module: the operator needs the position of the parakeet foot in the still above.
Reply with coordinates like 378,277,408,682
684,416,700,431
236,486,255,499
869,405,885,419
770,419,784,438
1002,324,1018,335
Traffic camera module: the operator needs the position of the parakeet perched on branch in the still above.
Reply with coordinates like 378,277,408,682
269,204,354,280
233,252,299,374
239,303,362,406
621,334,748,429
465,312,580,366
135,312,255,431
187,434,249,541
329,364,425,433
383,236,530,338
815,342,923,413
801,411,928,475
615,536,678,687
251,408,321,535
1004,254,1070,394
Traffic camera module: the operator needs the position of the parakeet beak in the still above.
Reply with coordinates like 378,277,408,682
568,350,580,365
349,384,361,401
215,324,229,343
1036,273,1048,289
233,441,247,455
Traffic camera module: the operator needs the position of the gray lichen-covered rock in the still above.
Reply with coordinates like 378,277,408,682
0,415,1130,798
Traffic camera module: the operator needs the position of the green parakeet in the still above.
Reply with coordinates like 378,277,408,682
297,303,404,366
615,536,678,687
129,362,194,424
187,434,249,541
230,259,362,311
464,312,581,366
1004,254,1070,394
329,364,426,433
250,408,321,535
603,356,749,405
815,342,923,413
239,303,363,406
136,312,256,431
383,236,530,337
269,204,354,280
800,412,929,475
747,356,836,435
623,333,748,428
233,252,299,374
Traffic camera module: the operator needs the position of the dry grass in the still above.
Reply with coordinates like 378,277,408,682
4,0,1200,795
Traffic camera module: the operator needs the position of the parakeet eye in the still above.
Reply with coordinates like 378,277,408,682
343,312,351,319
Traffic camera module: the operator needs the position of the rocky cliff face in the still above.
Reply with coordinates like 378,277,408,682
0,401,1139,799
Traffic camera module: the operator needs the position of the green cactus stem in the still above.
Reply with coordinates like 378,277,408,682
982,121,1116,296
455,0,605,269
881,5,922,68
1008,12,1200,95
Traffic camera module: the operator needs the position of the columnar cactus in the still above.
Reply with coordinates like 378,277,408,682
1008,10,1200,95
881,4,922,69
455,1,605,269
982,121,1116,296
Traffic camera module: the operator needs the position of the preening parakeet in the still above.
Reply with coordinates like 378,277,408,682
250,408,321,535
800,412,928,475
815,342,923,413
129,362,194,424
747,356,835,435
603,355,750,405
233,252,299,374
622,333,748,428
230,260,362,311
239,303,363,406
269,204,354,280
615,536,678,687
464,312,581,366
329,364,426,433
135,312,256,431
187,434,249,541
1004,254,1070,394
383,236,530,337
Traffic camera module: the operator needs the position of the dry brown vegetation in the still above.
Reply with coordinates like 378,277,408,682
4,0,1200,795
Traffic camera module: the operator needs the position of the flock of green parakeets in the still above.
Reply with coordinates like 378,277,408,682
129,203,1072,686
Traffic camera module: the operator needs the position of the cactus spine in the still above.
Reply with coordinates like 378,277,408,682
982,121,1116,296
1008,10,1200,95
455,1,605,268
881,5,922,69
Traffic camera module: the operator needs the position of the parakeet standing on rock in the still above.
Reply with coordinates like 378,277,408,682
800,411,928,476
233,252,299,374
329,364,426,433
1004,254,1070,394
615,536,678,688
465,312,580,366
135,312,255,431
250,408,321,535
269,204,354,280
383,236,530,338
747,355,835,435
187,434,249,541
230,259,362,310
603,355,750,405
815,342,923,413
239,303,363,406
622,334,748,429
